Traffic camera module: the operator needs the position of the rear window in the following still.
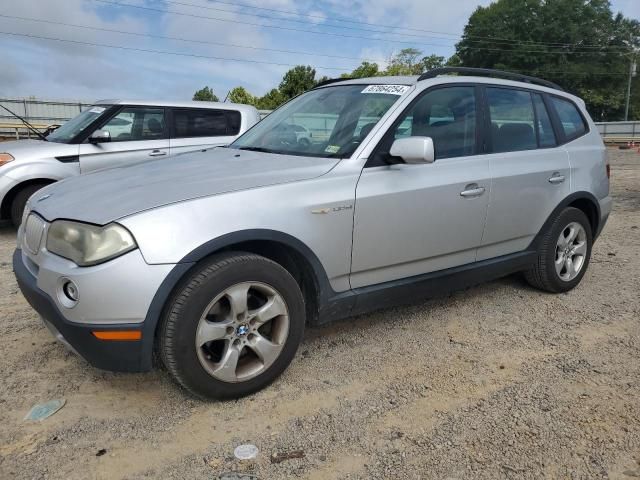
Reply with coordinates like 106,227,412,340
549,96,587,141
172,109,241,138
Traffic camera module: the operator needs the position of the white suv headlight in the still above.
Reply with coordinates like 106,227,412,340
46,220,137,266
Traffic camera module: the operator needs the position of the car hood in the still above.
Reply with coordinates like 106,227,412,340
0,139,77,160
31,147,340,224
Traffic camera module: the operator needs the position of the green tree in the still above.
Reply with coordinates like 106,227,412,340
343,61,380,78
227,86,255,105
416,54,446,73
385,48,422,75
192,86,219,102
279,65,317,99
255,88,287,110
455,0,639,120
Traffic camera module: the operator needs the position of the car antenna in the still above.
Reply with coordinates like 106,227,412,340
0,103,48,141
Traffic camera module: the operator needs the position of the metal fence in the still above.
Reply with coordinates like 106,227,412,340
0,98,93,139
1,97,639,143
595,121,640,143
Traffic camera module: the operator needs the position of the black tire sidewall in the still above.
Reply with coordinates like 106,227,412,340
11,184,47,227
161,253,305,400
544,208,593,292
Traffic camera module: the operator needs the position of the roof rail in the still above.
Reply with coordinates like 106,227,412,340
417,67,564,91
314,77,352,88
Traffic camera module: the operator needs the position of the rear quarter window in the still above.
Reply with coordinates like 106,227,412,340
549,96,587,142
172,109,242,138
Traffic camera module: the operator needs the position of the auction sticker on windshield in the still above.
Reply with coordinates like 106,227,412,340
88,107,106,114
361,85,410,95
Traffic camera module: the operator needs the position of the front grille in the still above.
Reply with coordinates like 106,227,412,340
24,214,46,254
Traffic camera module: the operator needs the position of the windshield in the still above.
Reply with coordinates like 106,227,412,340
47,105,110,143
231,84,409,158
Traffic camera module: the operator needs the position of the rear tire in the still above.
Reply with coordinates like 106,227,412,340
11,184,48,227
525,207,592,293
159,252,305,400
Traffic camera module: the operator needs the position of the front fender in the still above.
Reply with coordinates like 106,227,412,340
3,159,79,182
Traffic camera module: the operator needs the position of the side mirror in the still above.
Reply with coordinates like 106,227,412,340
89,129,111,144
389,137,435,164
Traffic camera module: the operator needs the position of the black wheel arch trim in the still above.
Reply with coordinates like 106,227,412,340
178,230,334,297
528,191,603,250
141,229,337,367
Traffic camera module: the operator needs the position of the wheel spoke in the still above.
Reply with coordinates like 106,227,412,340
211,343,240,382
226,283,250,319
564,257,574,278
196,320,230,347
250,334,282,366
566,225,578,244
250,295,287,326
572,241,587,257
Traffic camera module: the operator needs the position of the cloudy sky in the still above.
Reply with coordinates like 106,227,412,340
0,0,638,102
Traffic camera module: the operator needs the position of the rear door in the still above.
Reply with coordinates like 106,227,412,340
351,85,491,288
169,108,242,155
78,106,169,173
477,86,570,260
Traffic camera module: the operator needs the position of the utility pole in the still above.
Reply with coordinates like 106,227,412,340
625,55,637,122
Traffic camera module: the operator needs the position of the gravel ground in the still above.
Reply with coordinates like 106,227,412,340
0,148,639,480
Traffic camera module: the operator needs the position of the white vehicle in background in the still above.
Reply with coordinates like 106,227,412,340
291,124,312,146
0,100,260,226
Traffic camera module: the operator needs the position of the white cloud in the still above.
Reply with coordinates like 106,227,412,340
0,0,637,101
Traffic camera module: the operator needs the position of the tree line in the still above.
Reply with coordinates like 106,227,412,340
194,0,640,121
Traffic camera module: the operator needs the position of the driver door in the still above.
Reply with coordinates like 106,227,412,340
351,85,490,288
78,106,169,173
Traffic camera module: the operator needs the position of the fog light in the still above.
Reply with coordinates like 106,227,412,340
62,281,79,302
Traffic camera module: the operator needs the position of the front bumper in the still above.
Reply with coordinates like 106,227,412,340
14,248,153,372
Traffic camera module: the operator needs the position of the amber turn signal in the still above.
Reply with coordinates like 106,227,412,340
0,153,15,166
92,330,142,341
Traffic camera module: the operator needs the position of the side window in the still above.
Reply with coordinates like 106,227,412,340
549,96,587,141
172,109,241,138
487,88,536,153
533,94,557,148
389,86,477,160
100,107,165,142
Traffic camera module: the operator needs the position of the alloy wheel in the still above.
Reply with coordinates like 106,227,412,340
195,282,289,383
555,222,588,282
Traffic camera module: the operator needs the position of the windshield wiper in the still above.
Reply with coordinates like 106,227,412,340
0,104,48,141
236,146,275,154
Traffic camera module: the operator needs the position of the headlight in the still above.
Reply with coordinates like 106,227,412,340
0,153,14,166
46,220,137,266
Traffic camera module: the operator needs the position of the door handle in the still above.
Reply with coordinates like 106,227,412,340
548,173,565,184
149,150,168,157
460,184,486,198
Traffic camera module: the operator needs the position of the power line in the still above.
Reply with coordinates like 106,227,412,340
1,30,629,76
94,0,632,53
2,12,626,64
157,0,632,51
0,13,386,63
0,31,351,71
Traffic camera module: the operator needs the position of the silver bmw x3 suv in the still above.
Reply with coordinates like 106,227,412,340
14,68,611,399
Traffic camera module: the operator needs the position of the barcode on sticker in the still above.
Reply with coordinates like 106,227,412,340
361,85,410,95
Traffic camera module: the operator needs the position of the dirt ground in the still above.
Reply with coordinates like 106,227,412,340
0,148,639,480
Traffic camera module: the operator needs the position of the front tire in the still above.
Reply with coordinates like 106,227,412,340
525,207,593,293
11,184,48,227
159,252,305,400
